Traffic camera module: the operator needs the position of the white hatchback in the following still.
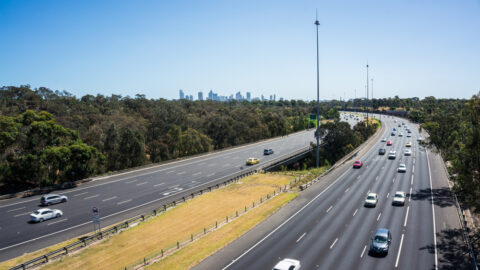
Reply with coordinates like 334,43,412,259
273,258,301,270
398,164,407,173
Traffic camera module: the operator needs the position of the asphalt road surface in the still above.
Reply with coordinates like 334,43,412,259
194,113,472,270
0,115,363,263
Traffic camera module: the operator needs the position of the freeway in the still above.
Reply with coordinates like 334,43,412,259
0,115,361,263
194,113,472,270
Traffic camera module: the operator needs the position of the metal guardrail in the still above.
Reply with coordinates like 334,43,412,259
436,148,478,270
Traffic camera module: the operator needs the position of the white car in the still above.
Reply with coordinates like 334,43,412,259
392,191,406,206
404,149,412,156
381,138,387,142
406,134,411,138
273,258,301,270
388,151,396,159
398,132,403,137
364,193,378,207
30,208,63,223
398,164,407,173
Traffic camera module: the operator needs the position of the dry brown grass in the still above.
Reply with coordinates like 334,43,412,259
147,193,297,270
9,173,293,270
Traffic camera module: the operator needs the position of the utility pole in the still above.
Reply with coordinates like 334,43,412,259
315,11,320,168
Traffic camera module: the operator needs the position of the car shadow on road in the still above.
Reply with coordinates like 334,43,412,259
420,228,474,270
410,187,456,208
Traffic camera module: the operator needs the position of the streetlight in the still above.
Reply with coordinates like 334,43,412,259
315,11,320,168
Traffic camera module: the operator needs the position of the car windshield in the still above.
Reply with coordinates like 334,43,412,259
374,235,388,243
33,210,41,215
367,195,375,200
395,194,404,198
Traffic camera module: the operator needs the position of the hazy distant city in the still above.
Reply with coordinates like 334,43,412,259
179,89,283,102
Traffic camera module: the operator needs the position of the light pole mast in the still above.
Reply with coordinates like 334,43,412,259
315,11,320,168
366,63,369,125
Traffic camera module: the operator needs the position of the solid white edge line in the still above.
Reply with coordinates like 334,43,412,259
360,245,367,258
296,232,306,243
221,166,352,270
404,206,409,227
426,150,438,270
395,233,405,268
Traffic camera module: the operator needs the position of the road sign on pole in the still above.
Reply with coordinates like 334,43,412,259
92,207,101,233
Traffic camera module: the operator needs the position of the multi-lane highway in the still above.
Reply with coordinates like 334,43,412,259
194,113,472,270
0,116,362,263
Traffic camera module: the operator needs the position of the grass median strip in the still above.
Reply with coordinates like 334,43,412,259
0,173,294,270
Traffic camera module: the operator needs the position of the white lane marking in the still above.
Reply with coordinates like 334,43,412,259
326,205,333,213
375,176,378,181
166,170,175,174
177,171,186,175
393,177,395,183
154,183,165,187
73,192,88,197
296,232,307,243
395,233,405,268
367,190,370,195
353,209,358,216
206,173,215,177
117,199,132,205
102,196,117,202
377,212,382,221
345,187,350,193
136,182,149,186
47,218,68,226
192,172,202,176
360,245,367,258
387,192,390,198
357,176,360,179
83,195,99,200
170,184,179,188
220,166,353,270
125,180,137,184
14,211,31,217
409,187,413,202
7,206,26,212
426,150,438,270
411,175,414,185
404,206,410,227
412,165,415,174
330,238,338,249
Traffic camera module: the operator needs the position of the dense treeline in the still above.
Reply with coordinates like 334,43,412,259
0,85,340,193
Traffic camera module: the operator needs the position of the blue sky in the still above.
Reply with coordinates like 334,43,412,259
1,0,479,100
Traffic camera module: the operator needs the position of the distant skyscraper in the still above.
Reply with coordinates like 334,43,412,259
189,95,193,101
179,89,185,99
208,90,214,100
246,92,251,101
261,95,265,101
198,91,203,100
235,91,243,100
269,95,273,101
273,94,276,101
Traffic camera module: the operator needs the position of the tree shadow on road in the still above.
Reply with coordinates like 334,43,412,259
420,228,474,270
410,187,456,208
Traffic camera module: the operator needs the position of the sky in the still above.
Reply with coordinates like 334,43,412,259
1,0,479,101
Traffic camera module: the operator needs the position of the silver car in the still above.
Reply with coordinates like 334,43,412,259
40,194,68,206
398,164,407,173
30,208,63,223
273,258,301,270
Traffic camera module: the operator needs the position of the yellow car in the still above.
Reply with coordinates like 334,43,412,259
405,142,412,147
246,157,259,165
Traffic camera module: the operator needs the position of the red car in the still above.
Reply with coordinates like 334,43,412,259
353,160,363,168
386,141,392,146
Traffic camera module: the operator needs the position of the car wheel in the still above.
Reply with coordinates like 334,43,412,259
56,213,61,218
39,218,44,222
62,199,67,203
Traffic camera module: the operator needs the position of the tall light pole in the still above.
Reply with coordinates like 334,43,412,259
366,63,369,125
315,12,320,168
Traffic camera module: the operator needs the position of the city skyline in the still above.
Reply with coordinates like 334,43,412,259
179,89,281,102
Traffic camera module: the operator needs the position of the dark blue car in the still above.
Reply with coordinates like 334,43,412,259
369,228,392,256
